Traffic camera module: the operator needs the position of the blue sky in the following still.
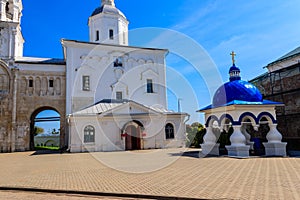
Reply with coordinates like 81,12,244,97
22,0,300,125
35,110,60,135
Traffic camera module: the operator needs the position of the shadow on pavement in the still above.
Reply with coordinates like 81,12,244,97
30,149,62,156
168,150,201,158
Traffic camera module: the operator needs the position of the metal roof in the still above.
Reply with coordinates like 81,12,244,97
198,100,283,112
15,57,65,65
72,99,184,116
268,46,300,66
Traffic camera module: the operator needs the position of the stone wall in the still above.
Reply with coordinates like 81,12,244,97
34,135,60,147
0,60,66,152
250,63,300,148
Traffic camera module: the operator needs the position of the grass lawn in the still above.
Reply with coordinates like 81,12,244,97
34,146,60,151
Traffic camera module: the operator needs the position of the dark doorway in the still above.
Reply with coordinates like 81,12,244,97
125,122,142,150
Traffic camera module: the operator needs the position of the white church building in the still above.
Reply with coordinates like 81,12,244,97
0,0,188,152
64,0,189,152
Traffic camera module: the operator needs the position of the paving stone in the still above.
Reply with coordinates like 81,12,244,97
0,149,299,199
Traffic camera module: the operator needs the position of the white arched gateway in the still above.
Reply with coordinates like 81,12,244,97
198,52,287,157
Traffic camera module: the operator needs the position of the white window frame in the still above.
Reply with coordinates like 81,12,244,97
116,91,123,100
84,125,95,143
146,79,154,93
165,123,175,140
82,76,90,91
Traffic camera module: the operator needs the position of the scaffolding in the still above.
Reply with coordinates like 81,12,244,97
250,63,300,147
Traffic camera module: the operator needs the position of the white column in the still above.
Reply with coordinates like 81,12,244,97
203,127,217,144
226,126,250,157
229,126,246,146
201,126,219,156
263,124,287,157
241,125,254,150
266,124,283,143
0,1,6,21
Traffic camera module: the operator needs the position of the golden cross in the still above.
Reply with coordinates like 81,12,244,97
230,51,236,64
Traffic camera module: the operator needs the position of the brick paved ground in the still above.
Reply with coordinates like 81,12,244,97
0,190,146,200
0,149,300,200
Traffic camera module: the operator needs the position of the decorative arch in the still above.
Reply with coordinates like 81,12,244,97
205,115,219,127
146,59,154,64
122,120,144,131
0,60,11,77
257,112,277,124
44,140,56,147
219,114,235,126
30,106,61,120
137,59,146,66
0,60,11,92
238,112,258,125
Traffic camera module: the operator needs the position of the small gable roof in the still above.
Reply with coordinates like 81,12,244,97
71,99,186,116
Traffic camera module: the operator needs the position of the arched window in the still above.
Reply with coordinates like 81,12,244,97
96,30,99,41
5,2,9,13
146,79,153,93
114,58,123,67
165,123,174,139
109,29,114,40
84,125,95,143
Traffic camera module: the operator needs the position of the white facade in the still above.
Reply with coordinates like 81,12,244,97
61,40,168,115
68,101,187,152
0,0,188,153
63,0,187,153
88,0,129,45
0,0,24,59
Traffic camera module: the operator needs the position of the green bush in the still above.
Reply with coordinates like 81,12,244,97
186,122,206,148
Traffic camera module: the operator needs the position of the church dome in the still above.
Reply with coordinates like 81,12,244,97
213,52,263,107
229,64,240,73
91,4,126,19
212,80,263,107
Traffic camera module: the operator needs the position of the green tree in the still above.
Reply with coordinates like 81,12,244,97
51,128,60,135
186,122,206,148
34,126,44,136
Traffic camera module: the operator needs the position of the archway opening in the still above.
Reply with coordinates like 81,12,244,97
124,121,143,151
30,108,60,151
218,119,233,155
241,118,257,155
255,117,270,155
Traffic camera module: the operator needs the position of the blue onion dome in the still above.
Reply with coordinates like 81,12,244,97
212,53,263,107
212,80,263,107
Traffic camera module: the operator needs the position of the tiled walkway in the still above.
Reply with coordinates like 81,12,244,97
0,149,299,199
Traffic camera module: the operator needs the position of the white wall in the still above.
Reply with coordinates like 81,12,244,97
88,8,128,45
62,40,168,115
69,113,187,153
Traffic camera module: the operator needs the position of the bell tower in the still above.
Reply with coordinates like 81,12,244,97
88,0,129,45
0,0,24,60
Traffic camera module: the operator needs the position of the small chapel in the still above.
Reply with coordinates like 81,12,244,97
0,0,188,152
198,52,287,157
